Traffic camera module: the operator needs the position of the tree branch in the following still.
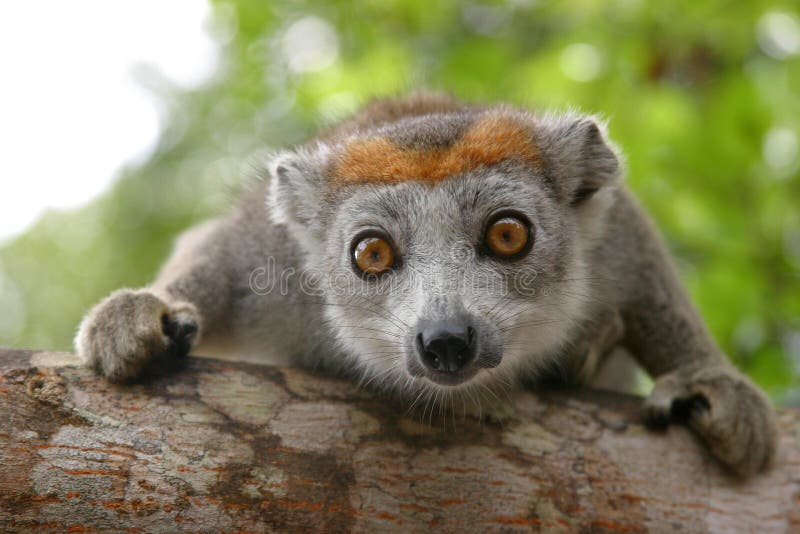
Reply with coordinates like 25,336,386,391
1,349,798,532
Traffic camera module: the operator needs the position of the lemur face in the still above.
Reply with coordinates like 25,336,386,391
270,109,619,394
325,170,586,390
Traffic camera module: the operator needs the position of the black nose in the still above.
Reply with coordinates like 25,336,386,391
416,322,476,373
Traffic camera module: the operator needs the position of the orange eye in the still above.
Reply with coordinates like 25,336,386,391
485,216,530,258
353,236,395,275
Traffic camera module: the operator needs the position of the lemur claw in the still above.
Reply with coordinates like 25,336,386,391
75,289,200,382
643,365,777,476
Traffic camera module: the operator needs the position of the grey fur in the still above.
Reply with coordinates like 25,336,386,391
75,93,776,476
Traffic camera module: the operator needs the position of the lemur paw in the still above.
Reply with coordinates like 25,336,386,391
75,289,200,382
644,365,777,476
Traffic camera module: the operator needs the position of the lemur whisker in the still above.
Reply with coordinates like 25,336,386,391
478,283,608,323
429,390,440,428
427,390,437,429
405,387,428,416
463,385,482,425
338,327,403,338
478,381,503,406
360,358,404,369
420,395,431,427
488,300,519,327
494,301,572,327
500,319,564,333
362,349,405,355
335,290,412,327
362,353,404,361
362,348,404,357
335,339,397,349
499,316,565,329
312,301,409,331
484,294,517,323
387,359,406,392
317,318,404,338
359,355,403,366
449,394,456,431
337,336,402,344
359,360,404,390
486,368,513,391
438,389,446,431
477,276,616,326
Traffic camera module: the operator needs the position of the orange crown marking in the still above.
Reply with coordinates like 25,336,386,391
330,115,541,185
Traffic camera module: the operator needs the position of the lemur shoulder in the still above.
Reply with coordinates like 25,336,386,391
76,92,777,476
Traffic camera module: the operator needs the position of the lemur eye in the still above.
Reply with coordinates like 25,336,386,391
484,214,531,259
353,235,395,275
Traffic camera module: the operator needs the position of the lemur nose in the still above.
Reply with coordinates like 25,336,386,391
416,322,476,373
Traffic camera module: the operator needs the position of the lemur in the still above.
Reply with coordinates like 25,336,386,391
76,92,776,476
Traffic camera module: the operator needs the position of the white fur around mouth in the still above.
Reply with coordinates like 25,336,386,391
422,367,480,387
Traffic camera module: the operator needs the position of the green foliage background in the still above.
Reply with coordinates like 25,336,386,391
1,0,798,403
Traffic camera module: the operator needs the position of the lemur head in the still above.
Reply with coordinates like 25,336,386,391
269,98,620,396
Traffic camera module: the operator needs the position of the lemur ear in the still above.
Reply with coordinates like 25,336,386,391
540,116,620,206
268,150,326,236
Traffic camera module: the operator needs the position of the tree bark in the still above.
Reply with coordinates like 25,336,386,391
1,348,798,533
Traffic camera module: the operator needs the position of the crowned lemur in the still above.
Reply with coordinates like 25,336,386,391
76,92,776,476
